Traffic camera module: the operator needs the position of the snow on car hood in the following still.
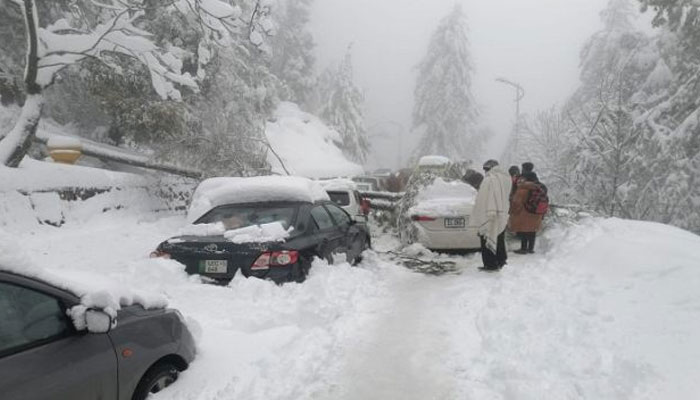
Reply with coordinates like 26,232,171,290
409,178,476,218
0,228,167,330
188,176,330,223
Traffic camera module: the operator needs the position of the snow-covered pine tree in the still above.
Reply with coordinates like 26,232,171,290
637,0,700,232
271,0,316,106
520,108,578,203
411,5,480,162
562,0,661,218
319,47,370,163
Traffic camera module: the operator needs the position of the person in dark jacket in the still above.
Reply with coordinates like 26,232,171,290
509,172,544,254
462,168,484,190
521,162,534,175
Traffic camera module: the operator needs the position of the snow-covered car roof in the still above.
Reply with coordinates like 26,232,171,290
418,155,451,167
0,229,167,328
188,176,331,223
409,178,477,218
318,178,358,192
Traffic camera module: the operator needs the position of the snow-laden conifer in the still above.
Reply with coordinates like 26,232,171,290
271,0,316,106
318,47,370,163
411,5,480,163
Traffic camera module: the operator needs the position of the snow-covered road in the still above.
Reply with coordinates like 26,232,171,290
5,208,700,400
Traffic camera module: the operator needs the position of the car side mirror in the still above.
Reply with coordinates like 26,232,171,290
86,309,116,333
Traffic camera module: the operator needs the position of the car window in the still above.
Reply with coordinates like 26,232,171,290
196,204,298,230
311,206,335,230
327,191,351,207
326,204,352,226
354,191,363,205
0,282,70,356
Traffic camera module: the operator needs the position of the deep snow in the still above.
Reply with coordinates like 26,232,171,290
2,198,700,399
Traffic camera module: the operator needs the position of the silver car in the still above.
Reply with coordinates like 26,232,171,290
0,269,196,400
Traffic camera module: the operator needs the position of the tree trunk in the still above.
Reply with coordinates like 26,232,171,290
0,0,42,168
0,94,43,167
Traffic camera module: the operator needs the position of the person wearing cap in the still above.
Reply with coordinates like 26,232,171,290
470,159,512,271
508,165,520,201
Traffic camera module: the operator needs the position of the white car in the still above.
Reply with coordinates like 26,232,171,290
319,179,370,222
406,178,480,250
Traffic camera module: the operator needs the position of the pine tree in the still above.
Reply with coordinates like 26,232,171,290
271,0,316,106
319,47,370,163
637,0,700,232
559,0,661,218
411,5,480,162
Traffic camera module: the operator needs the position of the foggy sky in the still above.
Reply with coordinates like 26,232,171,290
309,0,615,169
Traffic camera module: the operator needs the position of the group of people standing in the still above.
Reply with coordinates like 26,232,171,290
468,159,548,271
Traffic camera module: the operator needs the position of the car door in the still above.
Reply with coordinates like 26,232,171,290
0,275,118,400
309,204,345,261
324,203,364,262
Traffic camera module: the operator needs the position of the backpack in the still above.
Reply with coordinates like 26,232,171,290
525,183,549,215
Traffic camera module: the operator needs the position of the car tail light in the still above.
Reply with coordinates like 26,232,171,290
271,251,299,266
411,215,436,222
149,250,171,259
251,253,271,270
251,251,299,270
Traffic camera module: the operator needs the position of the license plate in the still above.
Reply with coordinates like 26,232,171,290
444,218,466,228
199,260,228,274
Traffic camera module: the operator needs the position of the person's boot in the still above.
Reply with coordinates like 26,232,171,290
514,249,528,254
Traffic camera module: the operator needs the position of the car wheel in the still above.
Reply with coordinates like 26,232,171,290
291,259,310,283
132,362,179,400
353,236,371,265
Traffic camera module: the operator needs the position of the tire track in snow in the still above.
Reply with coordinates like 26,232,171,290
328,265,464,400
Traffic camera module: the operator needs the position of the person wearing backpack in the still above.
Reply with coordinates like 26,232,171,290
509,171,548,254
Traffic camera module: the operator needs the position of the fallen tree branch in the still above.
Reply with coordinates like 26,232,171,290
33,135,202,179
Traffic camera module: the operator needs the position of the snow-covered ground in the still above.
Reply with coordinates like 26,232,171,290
3,199,700,399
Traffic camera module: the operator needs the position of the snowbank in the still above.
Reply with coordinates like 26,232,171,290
409,178,476,217
188,175,330,223
443,217,700,399
0,157,149,192
265,102,363,179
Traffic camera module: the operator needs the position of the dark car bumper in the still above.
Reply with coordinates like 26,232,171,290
195,263,301,285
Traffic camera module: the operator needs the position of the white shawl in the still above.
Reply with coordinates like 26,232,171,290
469,166,512,252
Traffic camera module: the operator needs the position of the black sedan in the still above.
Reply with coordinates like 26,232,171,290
152,200,371,284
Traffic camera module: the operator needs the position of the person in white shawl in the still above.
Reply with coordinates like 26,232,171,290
470,159,512,270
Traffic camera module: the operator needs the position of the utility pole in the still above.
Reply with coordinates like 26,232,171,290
496,78,525,164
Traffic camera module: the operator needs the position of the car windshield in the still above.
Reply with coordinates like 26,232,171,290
196,204,298,231
327,191,351,206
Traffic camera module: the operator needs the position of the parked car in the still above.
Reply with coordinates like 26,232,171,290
404,178,480,250
352,176,382,192
398,156,480,251
319,179,371,222
151,176,371,284
0,268,196,400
